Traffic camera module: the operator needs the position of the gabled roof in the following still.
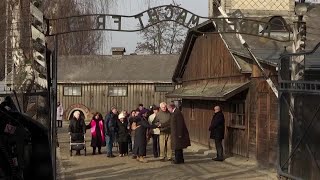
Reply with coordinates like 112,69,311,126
58,54,179,83
172,20,284,82
166,82,250,101
173,9,320,82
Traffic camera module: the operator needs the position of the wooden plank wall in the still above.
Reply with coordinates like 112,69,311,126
182,34,243,83
182,99,233,147
57,83,181,119
182,99,214,146
249,77,279,166
177,31,280,167
181,79,279,165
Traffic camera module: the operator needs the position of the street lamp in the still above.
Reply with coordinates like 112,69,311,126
295,2,308,50
294,3,308,16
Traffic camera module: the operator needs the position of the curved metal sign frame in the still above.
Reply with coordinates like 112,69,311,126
45,5,292,42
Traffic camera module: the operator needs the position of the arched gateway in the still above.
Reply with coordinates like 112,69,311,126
65,103,91,120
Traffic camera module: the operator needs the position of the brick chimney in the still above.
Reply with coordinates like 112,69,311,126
112,47,126,56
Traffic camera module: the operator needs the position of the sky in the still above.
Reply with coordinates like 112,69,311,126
104,0,208,54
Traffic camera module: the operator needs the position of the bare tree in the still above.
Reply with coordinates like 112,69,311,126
135,0,187,54
43,0,107,55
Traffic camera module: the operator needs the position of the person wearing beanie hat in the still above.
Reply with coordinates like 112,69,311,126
117,113,129,157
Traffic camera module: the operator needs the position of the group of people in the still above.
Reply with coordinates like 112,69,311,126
68,102,192,164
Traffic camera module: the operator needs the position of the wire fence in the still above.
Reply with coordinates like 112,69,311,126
230,0,292,11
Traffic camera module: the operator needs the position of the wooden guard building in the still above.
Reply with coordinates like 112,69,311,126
167,20,289,167
57,49,180,120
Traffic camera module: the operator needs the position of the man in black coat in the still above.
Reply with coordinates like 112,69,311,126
209,106,225,161
105,107,119,157
167,103,191,164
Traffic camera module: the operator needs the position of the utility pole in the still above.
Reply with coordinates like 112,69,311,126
288,0,307,173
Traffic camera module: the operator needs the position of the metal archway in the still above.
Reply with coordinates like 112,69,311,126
45,5,292,42
46,5,295,180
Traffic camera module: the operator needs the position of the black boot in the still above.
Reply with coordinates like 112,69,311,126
212,157,223,161
92,147,96,155
98,147,102,154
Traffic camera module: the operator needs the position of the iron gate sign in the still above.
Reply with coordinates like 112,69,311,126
46,5,292,42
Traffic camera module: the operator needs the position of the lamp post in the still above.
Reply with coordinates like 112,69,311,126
288,0,308,174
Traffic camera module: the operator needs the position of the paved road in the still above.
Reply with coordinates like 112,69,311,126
57,123,277,180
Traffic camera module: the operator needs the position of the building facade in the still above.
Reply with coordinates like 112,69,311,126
168,1,320,169
167,21,282,166
57,51,180,120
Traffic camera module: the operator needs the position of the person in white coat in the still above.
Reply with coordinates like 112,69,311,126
57,102,64,128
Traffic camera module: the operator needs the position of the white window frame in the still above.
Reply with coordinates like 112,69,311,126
63,86,82,96
155,85,175,92
108,86,128,97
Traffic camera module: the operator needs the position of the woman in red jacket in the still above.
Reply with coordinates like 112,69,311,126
87,112,106,155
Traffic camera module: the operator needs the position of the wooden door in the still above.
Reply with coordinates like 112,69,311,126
226,102,248,157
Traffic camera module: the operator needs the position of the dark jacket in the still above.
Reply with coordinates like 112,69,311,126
117,120,129,143
68,117,86,142
69,117,86,134
154,110,171,134
170,109,191,150
209,111,225,140
105,112,118,136
133,117,157,156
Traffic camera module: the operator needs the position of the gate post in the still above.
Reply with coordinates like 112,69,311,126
288,1,307,173
50,35,58,180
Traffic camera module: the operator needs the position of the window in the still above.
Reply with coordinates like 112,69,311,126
108,86,127,97
155,85,175,92
63,86,81,96
230,102,245,127
261,16,289,33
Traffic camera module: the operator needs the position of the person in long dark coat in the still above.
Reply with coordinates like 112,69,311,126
209,106,225,161
68,111,86,155
117,113,129,157
105,107,119,158
167,103,191,164
134,109,158,163
86,112,106,155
